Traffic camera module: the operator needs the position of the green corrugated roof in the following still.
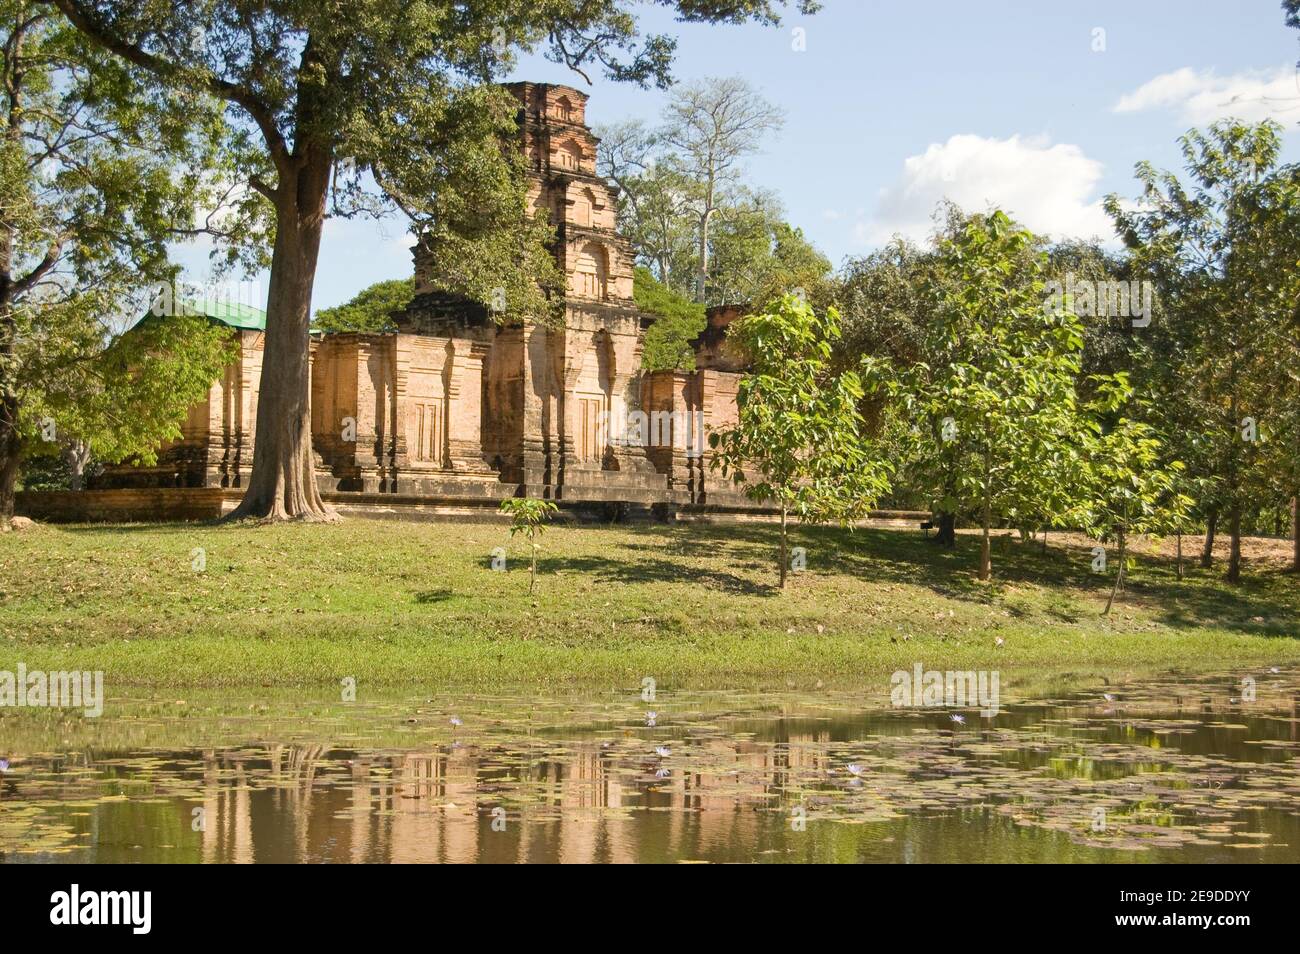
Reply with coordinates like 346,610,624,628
134,297,328,335
178,298,267,330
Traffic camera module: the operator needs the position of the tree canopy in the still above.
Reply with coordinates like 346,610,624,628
314,278,414,335
1106,120,1300,581
1,1,232,526
710,293,892,587
596,74,827,310
634,267,706,371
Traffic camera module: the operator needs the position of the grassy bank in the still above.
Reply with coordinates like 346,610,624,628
0,518,1297,688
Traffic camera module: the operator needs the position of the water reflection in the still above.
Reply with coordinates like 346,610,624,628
2,669,1298,863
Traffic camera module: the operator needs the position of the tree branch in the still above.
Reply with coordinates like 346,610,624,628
11,237,67,297
47,0,292,172
248,175,278,203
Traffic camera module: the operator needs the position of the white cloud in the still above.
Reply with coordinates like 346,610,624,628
1114,65,1300,125
855,133,1112,247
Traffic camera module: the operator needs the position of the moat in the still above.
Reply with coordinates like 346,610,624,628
1,668,1297,863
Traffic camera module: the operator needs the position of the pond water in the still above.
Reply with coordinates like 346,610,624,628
2,669,1298,863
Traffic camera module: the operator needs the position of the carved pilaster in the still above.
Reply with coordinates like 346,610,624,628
390,334,411,487
444,336,493,473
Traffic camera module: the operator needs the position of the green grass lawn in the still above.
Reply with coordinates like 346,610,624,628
1,518,1297,689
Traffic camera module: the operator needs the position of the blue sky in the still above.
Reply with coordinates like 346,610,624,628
172,0,1300,311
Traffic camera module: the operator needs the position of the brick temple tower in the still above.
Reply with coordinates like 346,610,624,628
396,82,666,503
500,82,661,499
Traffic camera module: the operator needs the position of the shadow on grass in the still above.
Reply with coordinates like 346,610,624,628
620,522,1005,601
574,521,1300,637
59,521,221,534
537,551,778,597
544,522,996,600
413,588,454,604
53,515,1299,638
1124,566,1300,637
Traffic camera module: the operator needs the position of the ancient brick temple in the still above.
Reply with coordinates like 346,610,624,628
100,83,749,516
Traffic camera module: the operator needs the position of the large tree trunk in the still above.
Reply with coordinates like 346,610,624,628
226,158,336,523
0,394,18,531
64,439,91,492
0,290,16,530
778,505,788,589
977,446,992,579
0,24,20,532
0,281,18,530
696,176,716,303
933,510,956,547
697,207,712,303
1226,506,1242,584
1103,528,1126,615
1291,495,1299,574
1200,509,1218,569
978,502,992,581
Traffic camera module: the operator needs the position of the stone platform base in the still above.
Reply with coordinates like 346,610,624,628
16,487,927,527
17,487,237,523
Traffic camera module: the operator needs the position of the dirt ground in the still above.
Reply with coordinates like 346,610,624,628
991,528,1300,570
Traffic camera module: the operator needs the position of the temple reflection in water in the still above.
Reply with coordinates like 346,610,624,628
189,733,832,864
5,678,1299,864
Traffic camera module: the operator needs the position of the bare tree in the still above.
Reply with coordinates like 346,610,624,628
595,119,657,218
660,77,784,301
597,120,699,287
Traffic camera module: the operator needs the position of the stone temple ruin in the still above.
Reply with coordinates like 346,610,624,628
74,83,754,521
